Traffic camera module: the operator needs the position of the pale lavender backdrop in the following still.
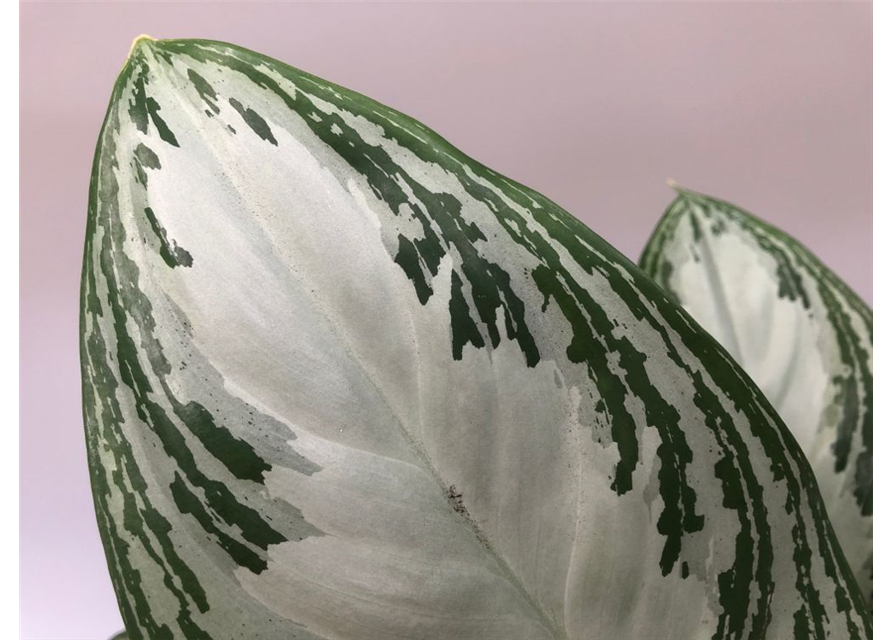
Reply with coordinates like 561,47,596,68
20,1,872,639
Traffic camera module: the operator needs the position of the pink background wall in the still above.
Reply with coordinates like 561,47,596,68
20,2,871,639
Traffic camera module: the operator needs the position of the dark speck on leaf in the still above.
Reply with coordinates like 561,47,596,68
447,485,468,517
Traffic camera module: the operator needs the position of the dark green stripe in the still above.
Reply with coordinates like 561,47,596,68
142,207,193,268
134,143,161,171
187,69,220,115
229,97,278,146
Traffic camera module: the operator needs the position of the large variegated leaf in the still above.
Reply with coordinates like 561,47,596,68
640,186,872,602
81,37,870,640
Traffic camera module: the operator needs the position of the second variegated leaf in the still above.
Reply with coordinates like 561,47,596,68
640,186,872,602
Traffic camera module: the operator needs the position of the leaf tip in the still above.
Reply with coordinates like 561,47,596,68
126,34,157,60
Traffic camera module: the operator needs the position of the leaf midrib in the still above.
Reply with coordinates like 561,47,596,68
220,149,568,637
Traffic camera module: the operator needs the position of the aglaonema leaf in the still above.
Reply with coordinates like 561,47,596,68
640,185,872,603
81,37,870,640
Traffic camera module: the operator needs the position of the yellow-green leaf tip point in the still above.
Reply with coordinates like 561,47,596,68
127,34,156,59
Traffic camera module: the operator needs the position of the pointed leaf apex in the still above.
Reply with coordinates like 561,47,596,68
127,34,156,59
